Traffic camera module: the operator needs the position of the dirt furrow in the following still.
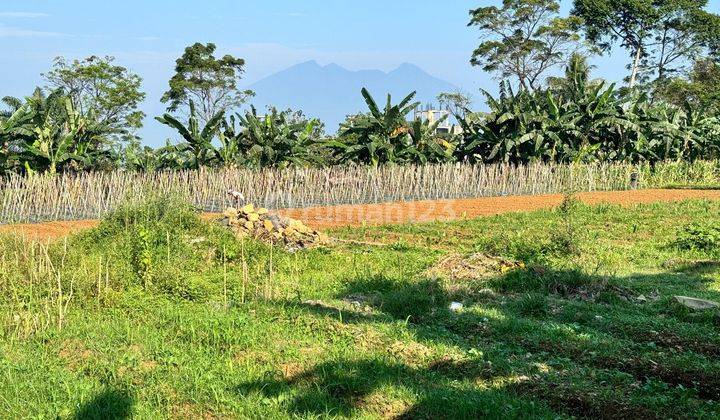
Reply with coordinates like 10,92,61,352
2,189,720,241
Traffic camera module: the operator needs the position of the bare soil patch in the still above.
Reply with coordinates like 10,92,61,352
2,189,720,241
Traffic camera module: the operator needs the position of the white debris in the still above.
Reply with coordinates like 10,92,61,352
449,302,464,312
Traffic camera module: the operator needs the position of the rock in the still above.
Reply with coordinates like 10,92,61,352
343,294,372,307
241,204,255,215
222,204,329,249
674,296,720,310
637,295,647,303
449,302,464,312
263,220,275,232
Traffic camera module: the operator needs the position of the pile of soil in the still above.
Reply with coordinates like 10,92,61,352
222,204,329,249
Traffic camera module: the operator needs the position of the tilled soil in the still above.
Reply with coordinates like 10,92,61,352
2,189,720,241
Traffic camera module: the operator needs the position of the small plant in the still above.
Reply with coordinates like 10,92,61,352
551,192,583,256
132,226,153,287
511,293,550,318
676,223,720,251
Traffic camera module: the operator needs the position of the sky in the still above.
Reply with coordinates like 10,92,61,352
1,0,720,146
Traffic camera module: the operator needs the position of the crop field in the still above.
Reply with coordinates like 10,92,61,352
2,161,720,224
2,194,720,418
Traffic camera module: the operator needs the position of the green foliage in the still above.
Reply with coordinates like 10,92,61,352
551,193,583,256
572,0,720,87
155,100,224,169
380,279,448,321
469,0,585,90
5,199,720,418
654,58,720,114
161,43,254,124
0,97,33,174
80,195,239,299
335,88,421,166
511,293,550,318
334,88,459,166
461,71,720,164
120,139,161,172
1,88,117,174
43,55,146,140
437,91,472,118
409,115,458,164
226,107,328,168
676,223,720,251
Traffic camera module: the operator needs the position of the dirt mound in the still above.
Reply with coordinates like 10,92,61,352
427,253,525,280
222,204,329,249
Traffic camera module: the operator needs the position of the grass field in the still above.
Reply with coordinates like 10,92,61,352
2,196,720,418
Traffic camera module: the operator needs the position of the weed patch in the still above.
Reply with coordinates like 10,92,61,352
4,198,720,418
675,222,720,252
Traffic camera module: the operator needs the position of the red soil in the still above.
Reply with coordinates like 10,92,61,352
2,189,719,241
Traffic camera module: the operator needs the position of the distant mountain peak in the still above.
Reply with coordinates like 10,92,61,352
248,61,458,131
322,62,345,70
395,62,422,71
293,59,322,68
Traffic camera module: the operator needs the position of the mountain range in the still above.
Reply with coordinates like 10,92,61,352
246,61,458,132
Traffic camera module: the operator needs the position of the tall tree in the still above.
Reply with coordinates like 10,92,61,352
468,0,585,91
572,0,720,88
161,43,254,124
437,91,472,118
654,58,720,112
44,56,145,140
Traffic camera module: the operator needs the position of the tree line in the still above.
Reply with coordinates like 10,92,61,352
2,0,720,175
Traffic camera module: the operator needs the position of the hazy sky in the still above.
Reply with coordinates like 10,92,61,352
1,0,719,144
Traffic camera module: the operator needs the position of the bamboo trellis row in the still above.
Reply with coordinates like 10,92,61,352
0,162,716,224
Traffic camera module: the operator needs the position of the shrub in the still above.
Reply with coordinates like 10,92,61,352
675,223,720,251
74,194,245,298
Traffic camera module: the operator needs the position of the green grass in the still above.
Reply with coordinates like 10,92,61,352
3,196,720,418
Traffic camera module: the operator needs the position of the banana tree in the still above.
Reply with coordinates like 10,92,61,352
20,89,105,174
406,114,458,164
216,114,245,167
234,107,326,168
155,100,223,169
336,88,420,166
0,101,34,173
